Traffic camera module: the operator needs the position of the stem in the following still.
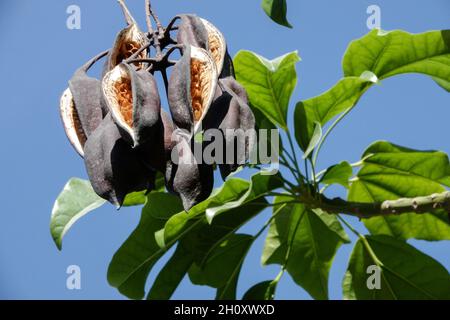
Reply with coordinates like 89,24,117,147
312,108,351,166
117,0,136,25
312,84,371,166
286,132,304,183
254,203,287,240
145,0,154,33
337,215,360,237
303,191,450,219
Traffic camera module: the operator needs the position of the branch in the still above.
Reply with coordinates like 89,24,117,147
303,191,450,219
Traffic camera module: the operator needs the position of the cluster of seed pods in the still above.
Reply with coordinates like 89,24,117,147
59,0,255,211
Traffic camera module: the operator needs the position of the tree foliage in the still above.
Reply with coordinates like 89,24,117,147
50,2,450,300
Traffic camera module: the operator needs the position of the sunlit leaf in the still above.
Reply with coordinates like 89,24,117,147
262,196,349,299
235,51,300,130
261,0,292,28
107,193,183,299
50,178,106,250
343,235,450,299
348,141,450,241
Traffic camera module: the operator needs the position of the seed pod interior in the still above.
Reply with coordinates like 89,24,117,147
59,88,87,157
106,23,147,73
168,46,218,134
103,63,161,147
190,46,218,132
200,18,227,75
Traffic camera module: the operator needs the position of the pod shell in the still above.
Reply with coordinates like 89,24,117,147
103,63,161,148
168,45,218,134
165,131,214,211
83,114,155,208
204,77,256,179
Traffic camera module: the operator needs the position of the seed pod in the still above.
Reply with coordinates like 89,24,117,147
104,0,147,74
165,130,214,211
176,15,234,78
59,88,87,158
204,77,256,179
137,109,175,174
176,14,209,49
83,114,155,208
60,51,109,157
199,18,234,78
103,63,161,148
168,45,218,134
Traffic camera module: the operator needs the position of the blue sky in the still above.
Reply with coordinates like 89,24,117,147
0,0,448,299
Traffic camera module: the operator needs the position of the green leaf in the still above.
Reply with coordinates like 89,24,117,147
262,196,348,300
234,51,300,130
302,121,322,159
147,245,193,300
162,172,282,247
242,281,275,300
182,200,268,265
343,235,450,300
150,198,268,300
348,141,450,241
343,29,450,88
320,161,353,188
122,172,166,207
261,0,292,28
50,178,106,250
107,193,183,299
189,234,254,298
294,75,375,151
433,76,450,92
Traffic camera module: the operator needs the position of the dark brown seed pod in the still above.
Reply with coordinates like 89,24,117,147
165,130,214,211
136,109,175,174
60,51,109,157
168,45,218,134
204,77,256,179
176,15,234,78
83,114,155,208
176,14,209,49
102,63,161,148
104,0,147,73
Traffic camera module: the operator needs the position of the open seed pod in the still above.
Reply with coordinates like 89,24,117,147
204,77,256,179
104,0,147,74
83,114,156,208
59,88,87,157
176,14,209,49
199,18,234,78
168,45,218,134
176,15,233,78
103,63,161,148
59,51,109,158
165,130,214,211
